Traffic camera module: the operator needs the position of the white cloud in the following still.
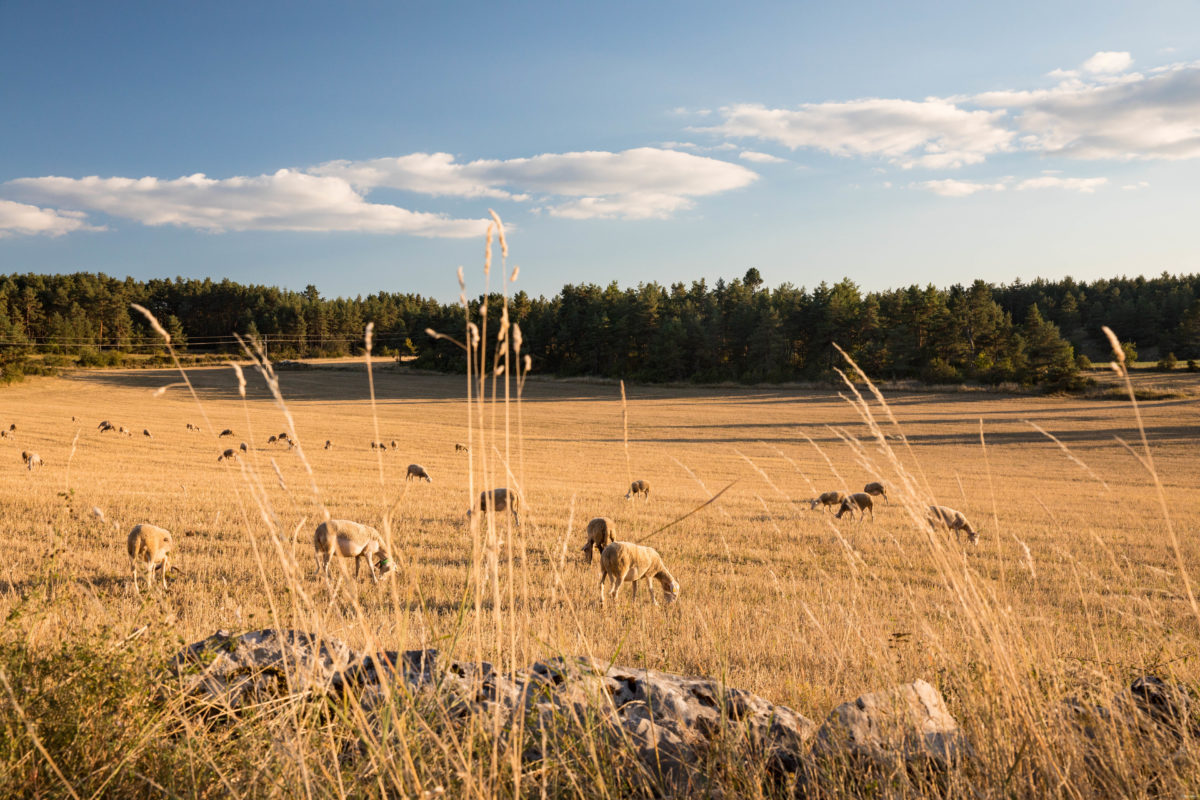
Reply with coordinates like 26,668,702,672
915,179,1006,197
973,59,1200,160
1015,176,1107,192
702,99,1014,168
313,148,758,220
1083,51,1133,74
0,199,104,238
738,150,787,164
8,170,489,237
706,52,1200,170
1122,180,1150,190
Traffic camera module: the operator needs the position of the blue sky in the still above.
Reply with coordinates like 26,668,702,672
2,1,1199,301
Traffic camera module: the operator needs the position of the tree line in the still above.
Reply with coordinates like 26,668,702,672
2,269,1199,387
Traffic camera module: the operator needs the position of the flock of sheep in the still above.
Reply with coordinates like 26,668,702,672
810,482,979,544
11,415,978,601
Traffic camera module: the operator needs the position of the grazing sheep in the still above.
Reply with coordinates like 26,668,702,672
186,423,200,432
599,542,679,606
370,442,378,450
390,440,397,450
835,492,874,522
267,435,277,444
218,448,236,462
98,420,115,433
455,442,469,452
927,505,979,545
218,429,234,438
277,431,290,442
127,524,172,593
8,423,15,431
810,490,845,512
581,517,616,564
625,479,651,500
864,481,889,504
324,440,332,450
470,488,521,526
239,442,248,453
0,430,10,440
405,464,432,483
143,429,152,438
313,519,395,583
21,451,43,470
118,426,133,437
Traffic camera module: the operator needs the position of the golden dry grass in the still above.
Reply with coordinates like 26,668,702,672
3,361,1198,723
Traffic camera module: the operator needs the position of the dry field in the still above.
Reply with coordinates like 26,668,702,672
2,358,1200,796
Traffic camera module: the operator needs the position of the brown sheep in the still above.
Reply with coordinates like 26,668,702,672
581,517,616,563
810,490,845,512
835,492,874,522
863,481,889,504
928,505,979,545
470,488,521,526
625,479,651,500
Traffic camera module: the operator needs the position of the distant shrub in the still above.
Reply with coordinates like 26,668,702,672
1156,352,1178,371
1075,353,1093,370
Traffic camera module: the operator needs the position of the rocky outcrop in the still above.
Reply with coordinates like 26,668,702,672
165,629,966,792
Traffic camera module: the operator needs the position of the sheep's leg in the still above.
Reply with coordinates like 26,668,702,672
131,558,140,595
599,573,608,606
161,556,170,589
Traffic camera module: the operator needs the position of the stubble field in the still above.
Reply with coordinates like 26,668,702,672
2,360,1199,797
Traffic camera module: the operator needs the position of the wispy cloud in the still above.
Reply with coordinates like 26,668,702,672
738,150,787,164
706,51,1200,168
8,170,490,237
1015,176,1107,192
915,179,1007,197
312,147,758,220
0,199,105,238
701,98,1012,169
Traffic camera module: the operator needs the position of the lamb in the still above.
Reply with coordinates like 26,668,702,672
98,420,115,433
581,517,615,563
406,464,432,483
126,524,172,593
470,488,521,526
313,519,395,583
863,481,889,504
218,428,234,438
218,448,236,462
22,451,43,470
455,443,469,452
927,505,979,545
835,492,874,522
599,542,679,606
810,490,845,513
625,479,651,500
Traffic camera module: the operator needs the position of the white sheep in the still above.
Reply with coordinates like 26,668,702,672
127,524,172,593
581,517,615,563
927,505,979,545
835,492,874,522
599,541,679,606
406,464,432,482
625,479,651,500
810,490,845,513
313,519,395,583
21,451,43,470
470,488,521,526
864,481,889,504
